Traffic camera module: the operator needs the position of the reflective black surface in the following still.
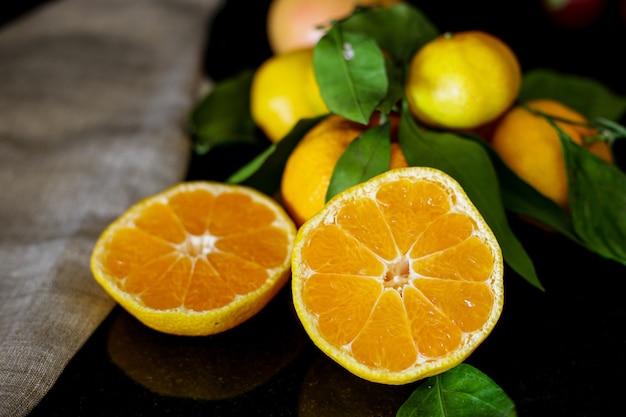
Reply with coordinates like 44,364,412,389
28,216,626,416
24,1,626,415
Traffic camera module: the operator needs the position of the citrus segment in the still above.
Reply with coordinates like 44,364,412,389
291,167,504,384
134,202,187,243
410,212,474,258
168,189,215,235
300,224,385,276
403,286,462,358
375,178,450,254
90,181,296,336
350,290,417,372
414,279,493,332
336,198,399,261
303,273,382,346
411,236,495,281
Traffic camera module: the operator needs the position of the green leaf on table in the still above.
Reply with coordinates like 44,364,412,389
397,364,517,417
187,69,259,155
314,26,388,125
463,134,579,243
326,123,391,201
399,107,543,290
338,3,440,63
556,124,626,265
227,116,325,196
519,69,626,121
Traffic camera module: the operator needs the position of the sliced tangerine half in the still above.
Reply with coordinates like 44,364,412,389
291,167,504,384
90,181,296,336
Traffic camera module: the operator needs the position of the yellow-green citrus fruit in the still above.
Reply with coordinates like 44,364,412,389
405,30,521,130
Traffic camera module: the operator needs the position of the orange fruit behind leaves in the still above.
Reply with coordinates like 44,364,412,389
267,0,403,54
291,167,504,384
280,114,408,227
90,181,296,336
490,99,613,209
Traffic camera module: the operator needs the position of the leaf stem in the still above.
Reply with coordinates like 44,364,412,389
519,103,623,146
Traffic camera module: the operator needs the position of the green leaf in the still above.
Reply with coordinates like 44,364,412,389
556,124,626,265
338,3,440,64
314,27,388,124
399,107,543,290
324,3,439,117
397,364,517,417
187,69,259,155
463,134,580,243
376,56,405,114
519,69,626,121
592,117,626,148
326,124,391,201
227,116,325,196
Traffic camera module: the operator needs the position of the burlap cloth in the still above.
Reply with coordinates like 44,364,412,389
0,0,224,415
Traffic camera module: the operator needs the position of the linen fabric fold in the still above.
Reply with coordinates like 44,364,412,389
0,0,223,415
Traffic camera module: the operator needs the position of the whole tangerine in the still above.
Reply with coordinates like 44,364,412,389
405,31,521,130
281,114,408,226
250,48,329,143
490,99,613,209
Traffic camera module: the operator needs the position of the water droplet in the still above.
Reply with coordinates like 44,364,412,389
343,43,355,60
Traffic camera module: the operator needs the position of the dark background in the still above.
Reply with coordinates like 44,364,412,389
3,1,625,416
203,0,626,95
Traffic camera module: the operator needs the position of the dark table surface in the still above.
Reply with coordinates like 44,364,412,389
9,0,625,416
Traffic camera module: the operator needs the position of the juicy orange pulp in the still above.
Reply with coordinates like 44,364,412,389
292,167,504,384
91,181,296,336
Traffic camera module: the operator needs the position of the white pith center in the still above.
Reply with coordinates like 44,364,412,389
383,255,411,292
181,233,217,257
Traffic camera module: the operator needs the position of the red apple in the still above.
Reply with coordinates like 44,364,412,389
540,0,607,28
